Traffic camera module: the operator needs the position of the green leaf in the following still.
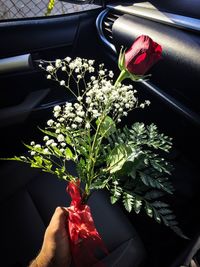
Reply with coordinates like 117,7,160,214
145,190,166,200
118,46,126,71
91,176,112,190
55,166,66,179
34,156,43,165
43,159,53,172
107,144,131,174
110,181,122,204
66,136,72,145
134,195,142,214
0,156,27,162
39,128,57,138
30,156,43,168
152,208,162,223
96,116,116,138
123,192,134,212
139,171,173,194
65,147,74,160
145,203,153,218
51,146,63,157
151,201,170,209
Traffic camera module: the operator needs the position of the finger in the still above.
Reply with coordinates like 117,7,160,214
48,207,67,227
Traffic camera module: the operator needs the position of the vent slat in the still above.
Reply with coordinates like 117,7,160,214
102,11,121,47
105,17,116,22
104,27,112,33
104,21,113,27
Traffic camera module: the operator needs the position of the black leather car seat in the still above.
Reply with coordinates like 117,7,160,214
0,160,146,267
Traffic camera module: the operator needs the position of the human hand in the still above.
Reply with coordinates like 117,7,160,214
30,207,71,267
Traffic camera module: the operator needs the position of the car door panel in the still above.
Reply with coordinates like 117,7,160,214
0,7,103,156
0,8,102,123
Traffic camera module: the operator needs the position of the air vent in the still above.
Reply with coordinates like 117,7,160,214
96,9,121,53
102,11,120,45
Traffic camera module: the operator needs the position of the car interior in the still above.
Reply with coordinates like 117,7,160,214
0,0,200,266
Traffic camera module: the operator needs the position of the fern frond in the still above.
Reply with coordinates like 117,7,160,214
123,191,134,212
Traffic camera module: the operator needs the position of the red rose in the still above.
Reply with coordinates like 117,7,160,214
125,35,162,75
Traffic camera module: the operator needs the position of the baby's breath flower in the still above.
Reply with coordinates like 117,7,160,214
125,103,130,109
77,111,85,117
140,103,145,108
47,75,51,79
75,117,83,123
88,60,94,65
57,134,65,142
55,129,61,134
77,96,82,102
71,123,77,129
85,122,90,129
99,70,105,76
43,136,49,141
65,57,71,62
86,97,91,104
43,148,49,154
62,66,66,71
54,105,61,112
54,112,60,118
55,59,62,68
58,118,65,123
35,144,41,149
47,119,54,126
109,71,114,78
145,100,151,106
51,142,57,147
89,67,94,73
30,141,35,146
61,142,66,147
46,65,54,72
68,113,75,118
60,80,65,86
31,151,36,156
69,62,75,69
46,139,53,146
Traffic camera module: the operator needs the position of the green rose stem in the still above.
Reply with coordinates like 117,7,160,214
83,67,133,203
114,69,128,86
83,114,106,203
114,68,143,86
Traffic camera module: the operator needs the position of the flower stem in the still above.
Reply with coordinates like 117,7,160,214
114,69,128,86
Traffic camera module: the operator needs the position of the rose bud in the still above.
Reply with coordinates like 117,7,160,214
115,35,162,85
125,35,162,75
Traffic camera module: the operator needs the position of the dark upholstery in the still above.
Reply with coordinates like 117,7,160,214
0,161,146,267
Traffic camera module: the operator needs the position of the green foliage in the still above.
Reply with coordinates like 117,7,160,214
96,116,116,138
107,144,131,174
104,122,186,238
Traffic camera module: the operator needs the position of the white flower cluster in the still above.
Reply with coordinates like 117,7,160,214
31,57,150,158
85,79,138,121
50,102,86,131
42,57,96,82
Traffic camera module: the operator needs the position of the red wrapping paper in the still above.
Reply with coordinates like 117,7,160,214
67,180,108,267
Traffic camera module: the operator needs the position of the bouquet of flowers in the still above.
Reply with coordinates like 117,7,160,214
7,35,185,266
